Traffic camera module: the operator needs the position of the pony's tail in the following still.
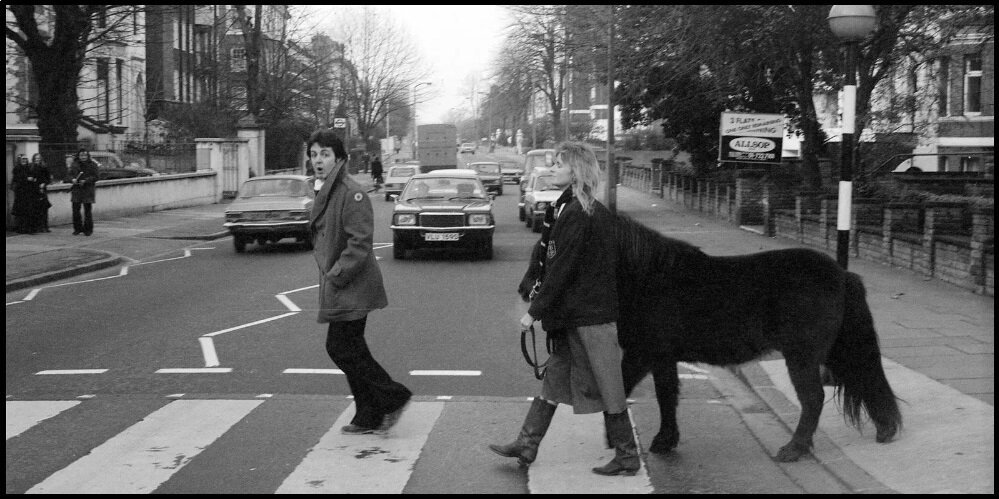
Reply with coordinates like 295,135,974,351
824,272,903,443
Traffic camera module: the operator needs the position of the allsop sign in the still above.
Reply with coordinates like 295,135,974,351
719,112,784,164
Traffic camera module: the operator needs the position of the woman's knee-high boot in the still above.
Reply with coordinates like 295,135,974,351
592,410,640,476
488,397,557,467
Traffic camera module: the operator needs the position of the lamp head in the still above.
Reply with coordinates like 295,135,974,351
828,5,877,42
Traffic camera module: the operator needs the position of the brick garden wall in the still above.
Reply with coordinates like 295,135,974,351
625,164,994,297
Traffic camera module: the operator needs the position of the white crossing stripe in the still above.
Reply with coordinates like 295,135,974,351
528,409,653,494
35,369,108,375
6,400,79,440
26,399,262,494
276,401,444,494
283,368,344,374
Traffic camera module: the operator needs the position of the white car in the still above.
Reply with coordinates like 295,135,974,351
382,164,419,201
519,168,564,232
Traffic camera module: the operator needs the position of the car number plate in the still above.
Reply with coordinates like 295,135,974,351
425,232,459,241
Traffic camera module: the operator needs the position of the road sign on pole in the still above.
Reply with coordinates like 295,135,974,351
718,112,784,165
333,118,347,129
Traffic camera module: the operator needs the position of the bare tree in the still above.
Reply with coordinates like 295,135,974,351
503,5,572,142
6,5,142,176
325,6,431,149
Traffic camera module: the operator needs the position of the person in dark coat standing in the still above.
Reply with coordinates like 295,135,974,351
370,156,384,187
489,141,639,476
68,149,99,236
29,153,52,232
308,129,411,435
11,155,35,233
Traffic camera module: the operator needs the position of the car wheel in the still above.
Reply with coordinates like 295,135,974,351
393,232,407,259
302,233,314,251
385,192,392,202
518,206,525,221
498,186,503,196
525,212,533,228
234,235,246,253
532,216,542,233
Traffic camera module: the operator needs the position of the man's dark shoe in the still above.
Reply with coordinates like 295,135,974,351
376,400,410,434
341,423,378,435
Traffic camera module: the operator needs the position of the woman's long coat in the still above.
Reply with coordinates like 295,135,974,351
310,168,388,323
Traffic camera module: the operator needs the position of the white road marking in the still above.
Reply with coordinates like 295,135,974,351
26,399,262,494
276,401,443,494
409,370,481,376
203,312,299,338
528,408,653,494
155,368,232,374
283,368,345,375
759,358,993,495
35,369,108,375
275,294,300,312
6,400,79,440
679,362,711,374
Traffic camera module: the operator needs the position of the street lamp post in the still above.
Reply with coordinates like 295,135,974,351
828,5,876,269
478,90,491,151
412,81,432,160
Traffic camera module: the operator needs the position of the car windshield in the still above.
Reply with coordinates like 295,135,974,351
473,163,500,174
390,167,417,178
240,178,309,197
533,176,559,191
402,177,486,200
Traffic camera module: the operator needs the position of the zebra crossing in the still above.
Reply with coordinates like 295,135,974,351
6,396,654,494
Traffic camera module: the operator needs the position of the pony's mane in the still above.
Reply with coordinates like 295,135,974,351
615,213,705,277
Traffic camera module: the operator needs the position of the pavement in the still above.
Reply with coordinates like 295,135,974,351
6,171,994,493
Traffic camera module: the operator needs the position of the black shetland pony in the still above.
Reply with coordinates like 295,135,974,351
519,213,902,462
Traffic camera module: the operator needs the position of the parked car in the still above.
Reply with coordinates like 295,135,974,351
521,149,555,190
519,167,563,232
65,151,159,180
223,175,315,253
469,161,504,195
390,169,495,260
382,164,419,201
499,159,523,185
459,142,477,154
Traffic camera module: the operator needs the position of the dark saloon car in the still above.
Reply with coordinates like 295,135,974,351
469,161,504,195
223,175,315,253
390,169,495,260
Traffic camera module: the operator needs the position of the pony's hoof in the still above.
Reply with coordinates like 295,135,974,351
775,443,808,462
649,431,679,454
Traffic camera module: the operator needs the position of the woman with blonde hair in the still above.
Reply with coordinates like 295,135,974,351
489,141,639,476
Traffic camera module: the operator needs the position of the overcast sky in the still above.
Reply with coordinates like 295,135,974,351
383,5,512,122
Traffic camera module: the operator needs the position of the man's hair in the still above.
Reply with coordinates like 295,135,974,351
307,129,347,160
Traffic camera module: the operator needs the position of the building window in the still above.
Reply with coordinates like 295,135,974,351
963,53,982,115
231,47,247,72
937,57,950,117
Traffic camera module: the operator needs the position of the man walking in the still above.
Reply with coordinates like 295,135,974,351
307,129,412,434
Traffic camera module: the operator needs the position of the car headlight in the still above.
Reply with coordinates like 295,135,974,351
468,213,490,225
535,202,549,211
395,213,417,225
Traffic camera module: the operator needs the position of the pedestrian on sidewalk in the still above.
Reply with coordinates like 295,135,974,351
68,148,99,236
489,141,639,476
29,153,52,233
11,154,35,233
370,156,384,188
307,129,411,435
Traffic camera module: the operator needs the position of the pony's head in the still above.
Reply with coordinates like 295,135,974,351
518,239,545,302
